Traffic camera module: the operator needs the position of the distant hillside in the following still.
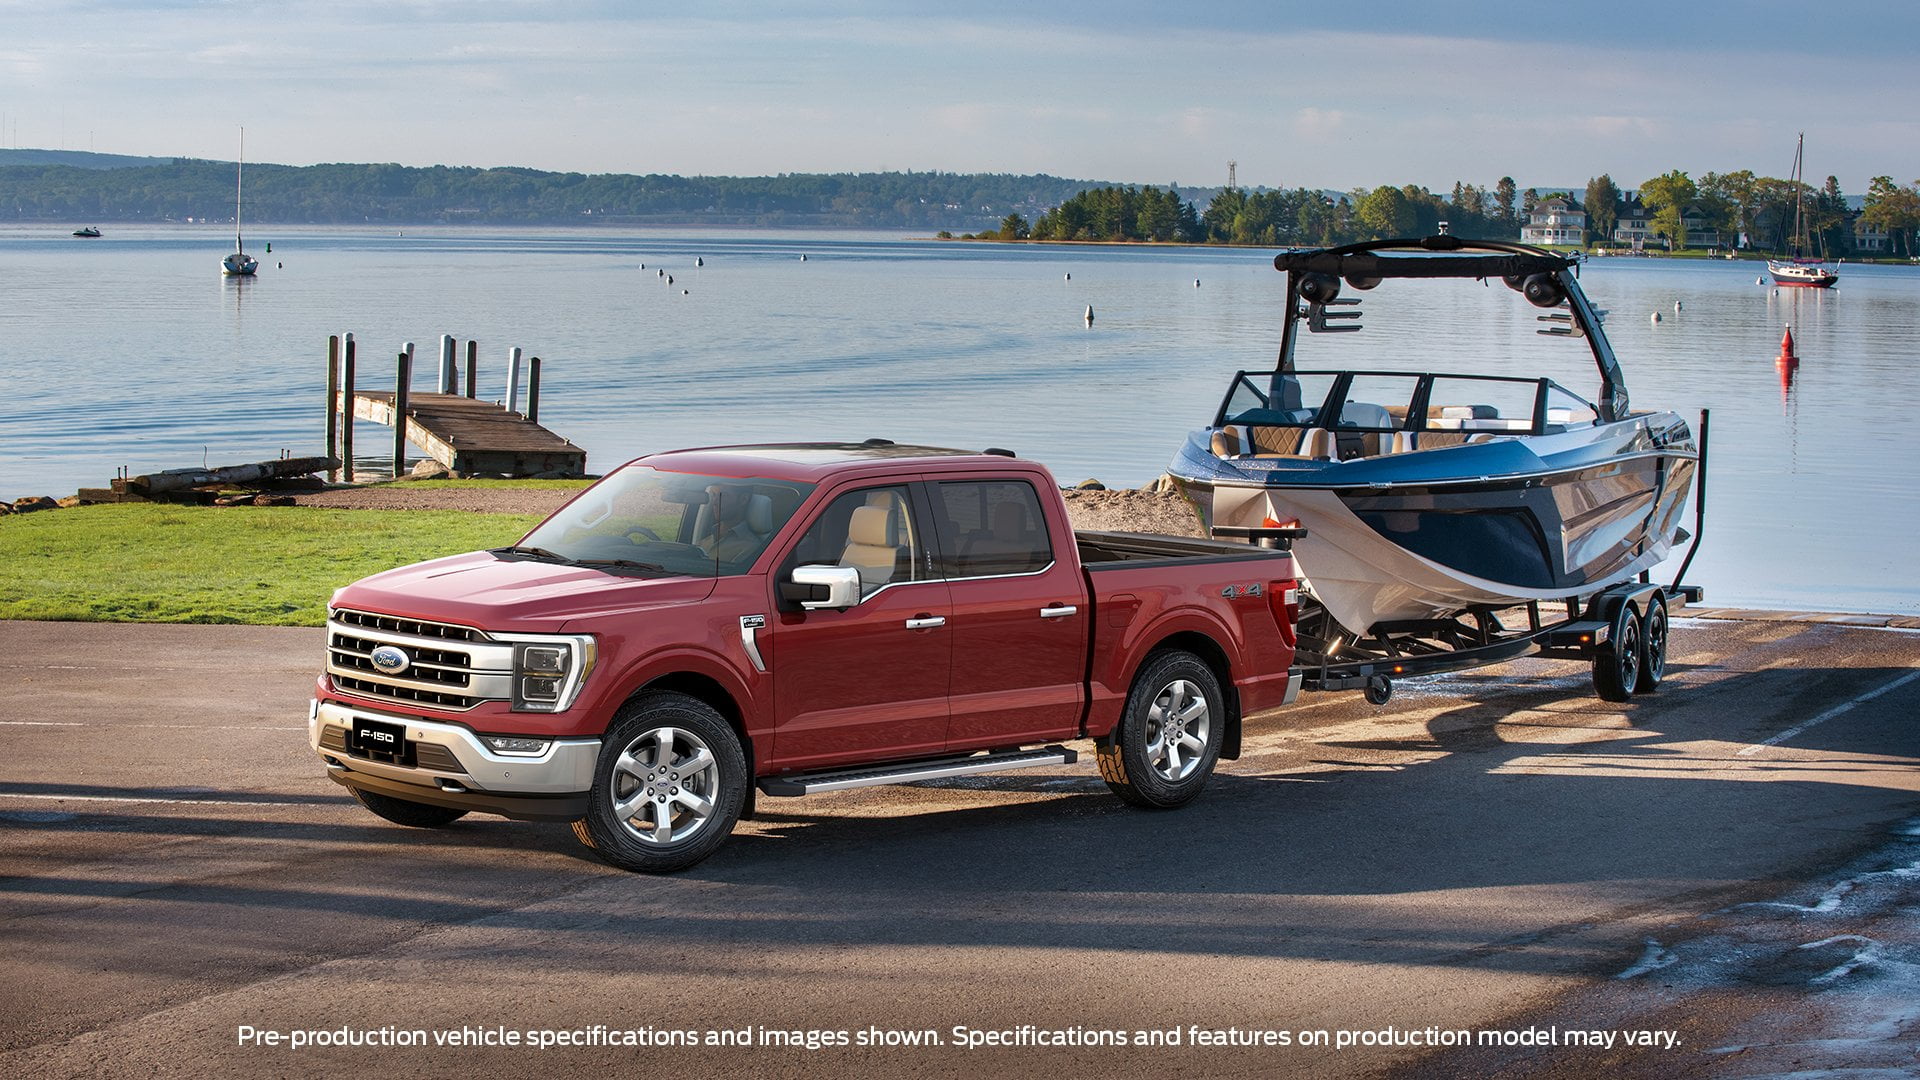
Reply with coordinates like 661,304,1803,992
0,152,1148,230
0,148,179,170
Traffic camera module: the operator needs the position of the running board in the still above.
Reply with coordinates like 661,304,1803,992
758,746,1078,797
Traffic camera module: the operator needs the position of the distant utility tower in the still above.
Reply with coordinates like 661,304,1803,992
1228,161,1237,190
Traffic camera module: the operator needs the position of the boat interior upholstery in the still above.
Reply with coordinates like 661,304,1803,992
1212,407,1504,462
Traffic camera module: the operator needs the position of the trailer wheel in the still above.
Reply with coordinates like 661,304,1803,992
1592,602,1642,702
350,787,468,828
1635,593,1669,692
1096,650,1225,809
575,692,746,873
1364,675,1393,706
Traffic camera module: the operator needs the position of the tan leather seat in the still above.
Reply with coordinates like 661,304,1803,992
839,505,899,589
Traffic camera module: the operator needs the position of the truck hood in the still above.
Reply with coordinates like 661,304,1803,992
331,550,719,632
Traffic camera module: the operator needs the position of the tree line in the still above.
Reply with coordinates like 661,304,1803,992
994,172,1918,258
0,159,1100,229
5,154,1916,257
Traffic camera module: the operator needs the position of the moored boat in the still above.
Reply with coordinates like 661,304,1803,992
72,226,101,238
1766,134,1837,289
1168,235,1698,639
222,128,258,277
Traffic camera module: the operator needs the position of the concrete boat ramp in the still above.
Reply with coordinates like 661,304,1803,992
0,613,1915,1077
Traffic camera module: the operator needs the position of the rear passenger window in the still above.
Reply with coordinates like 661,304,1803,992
933,481,1053,578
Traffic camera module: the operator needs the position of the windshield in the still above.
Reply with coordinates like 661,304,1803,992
511,466,816,577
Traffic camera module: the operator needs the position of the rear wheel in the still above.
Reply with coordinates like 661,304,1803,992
575,692,746,873
1097,650,1226,809
351,786,468,828
1592,603,1642,702
1635,594,1669,692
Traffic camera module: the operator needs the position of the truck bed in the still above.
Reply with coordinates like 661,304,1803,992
1075,529,1289,567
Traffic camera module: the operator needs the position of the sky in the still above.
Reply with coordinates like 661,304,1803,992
2,1,1916,194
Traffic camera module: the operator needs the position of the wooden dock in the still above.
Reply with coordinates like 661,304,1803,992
344,391,586,478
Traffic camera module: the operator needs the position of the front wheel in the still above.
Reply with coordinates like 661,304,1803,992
1097,650,1226,809
574,692,746,873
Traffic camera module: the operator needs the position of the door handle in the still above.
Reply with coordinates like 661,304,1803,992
905,616,946,630
1039,605,1079,618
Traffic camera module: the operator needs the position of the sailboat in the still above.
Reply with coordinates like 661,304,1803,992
1767,134,1837,288
221,128,259,277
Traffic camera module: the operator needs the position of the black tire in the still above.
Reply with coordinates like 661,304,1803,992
1096,650,1226,809
1364,675,1393,706
1592,602,1642,702
1635,594,1669,692
575,691,746,873
351,786,469,828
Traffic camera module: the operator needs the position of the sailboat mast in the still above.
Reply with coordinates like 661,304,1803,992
1790,132,1806,257
235,127,245,254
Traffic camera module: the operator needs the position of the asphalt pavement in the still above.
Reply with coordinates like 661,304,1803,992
1,616,1916,1078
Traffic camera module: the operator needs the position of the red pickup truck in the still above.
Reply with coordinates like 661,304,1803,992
312,442,1301,871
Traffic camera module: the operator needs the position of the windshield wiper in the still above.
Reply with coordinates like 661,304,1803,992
490,545,577,564
574,558,672,574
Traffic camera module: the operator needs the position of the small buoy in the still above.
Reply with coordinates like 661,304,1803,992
800,254,808,261
1195,278,1201,287
1779,324,1797,361
696,257,703,266
1064,272,1071,281
667,274,674,284
1084,305,1095,325
682,289,689,295
1757,276,1765,285
657,269,664,278
1673,300,1683,311
640,262,645,269
1650,312,1662,323
277,262,282,269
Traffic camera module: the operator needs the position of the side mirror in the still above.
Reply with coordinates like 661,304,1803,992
782,565,862,610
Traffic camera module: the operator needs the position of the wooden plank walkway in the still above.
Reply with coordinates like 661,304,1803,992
345,391,587,477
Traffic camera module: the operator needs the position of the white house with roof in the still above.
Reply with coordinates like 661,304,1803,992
1520,195,1586,246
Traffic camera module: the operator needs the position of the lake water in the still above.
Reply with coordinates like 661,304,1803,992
2,225,1917,615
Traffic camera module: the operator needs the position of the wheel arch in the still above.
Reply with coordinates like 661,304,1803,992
1139,629,1242,761
625,668,759,820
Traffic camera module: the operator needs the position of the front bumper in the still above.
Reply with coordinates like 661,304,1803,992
311,699,600,821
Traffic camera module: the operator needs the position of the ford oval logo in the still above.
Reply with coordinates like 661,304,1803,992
369,645,411,675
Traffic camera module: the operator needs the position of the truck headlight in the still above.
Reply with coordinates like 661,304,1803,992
505,635,596,712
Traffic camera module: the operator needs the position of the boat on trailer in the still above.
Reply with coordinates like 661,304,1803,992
1169,236,1700,672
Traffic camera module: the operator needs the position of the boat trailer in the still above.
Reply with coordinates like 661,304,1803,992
1216,411,1711,706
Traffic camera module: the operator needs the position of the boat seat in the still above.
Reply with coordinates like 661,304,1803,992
1211,425,1334,460
1404,431,1499,450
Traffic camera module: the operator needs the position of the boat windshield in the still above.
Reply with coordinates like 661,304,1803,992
511,466,816,577
1219,370,1597,437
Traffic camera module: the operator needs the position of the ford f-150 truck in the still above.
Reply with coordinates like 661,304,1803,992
312,442,1302,871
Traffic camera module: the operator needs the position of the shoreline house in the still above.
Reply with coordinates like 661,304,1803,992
1610,196,1722,250
1520,195,1586,246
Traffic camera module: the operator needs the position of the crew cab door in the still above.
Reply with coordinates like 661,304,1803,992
925,476,1089,749
767,482,951,770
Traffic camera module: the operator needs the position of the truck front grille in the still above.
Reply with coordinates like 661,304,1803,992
326,609,515,712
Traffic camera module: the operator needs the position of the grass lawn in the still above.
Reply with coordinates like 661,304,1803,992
0,504,543,626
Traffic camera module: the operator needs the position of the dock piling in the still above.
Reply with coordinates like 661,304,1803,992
341,333,356,482
438,335,456,395
528,357,542,424
325,335,340,482
506,347,523,415
394,343,414,478
465,340,478,400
